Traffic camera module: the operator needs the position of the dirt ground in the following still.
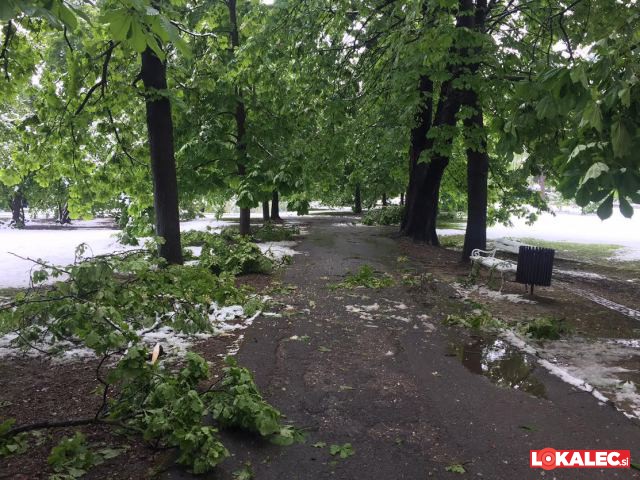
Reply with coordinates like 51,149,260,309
1,217,639,479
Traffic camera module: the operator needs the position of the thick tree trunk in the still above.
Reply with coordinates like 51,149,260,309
141,47,183,264
461,0,489,261
229,0,251,236
401,75,433,233
270,191,281,221
462,114,489,259
262,201,270,222
402,0,475,244
353,184,362,214
381,193,387,206
400,192,404,206
10,191,25,228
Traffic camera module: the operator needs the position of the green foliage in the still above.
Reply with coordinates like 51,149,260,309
521,317,570,340
183,230,273,275
0,250,247,356
329,443,354,459
233,463,254,480
362,206,405,226
445,310,504,330
251,224,299,242
0,419,27,457
445,463,466,474
209,357,285,438
331,265,394,290
48,433,98,479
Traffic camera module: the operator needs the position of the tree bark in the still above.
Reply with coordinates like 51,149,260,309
462,0,490,261
229,0,251,236
10,190,25,228
262,201,270,222
270,190,281,221
141,47,183,264
381,192,387,206
400,191,404,206
57,202,71,225
401,0,476,244
354,184,362,214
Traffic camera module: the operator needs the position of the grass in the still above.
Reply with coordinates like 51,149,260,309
515,237,640,273
516,237,622,262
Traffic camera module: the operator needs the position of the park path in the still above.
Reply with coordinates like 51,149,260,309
167,216,640,480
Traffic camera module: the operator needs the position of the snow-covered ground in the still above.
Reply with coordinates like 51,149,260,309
0,213,233,289
438,209,640,261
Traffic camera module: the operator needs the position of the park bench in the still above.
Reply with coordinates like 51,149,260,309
469,248,517,291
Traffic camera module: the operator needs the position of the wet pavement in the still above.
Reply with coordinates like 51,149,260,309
164,216,640,480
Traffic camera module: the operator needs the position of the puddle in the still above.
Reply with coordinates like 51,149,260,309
448,336,546,398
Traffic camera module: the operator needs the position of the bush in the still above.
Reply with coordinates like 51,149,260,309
361,206,405,225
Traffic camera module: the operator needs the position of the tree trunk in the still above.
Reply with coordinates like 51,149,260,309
270,190,281,221
141,47,183,264
381,193,387,206
262,201,270,222
462,107,489,260
57,202,71,224
354,184,362,214
400,192,404,206
401,0,475,244
461,0,489,261
10,190,25,228
229,0,250,236
401,75,433,233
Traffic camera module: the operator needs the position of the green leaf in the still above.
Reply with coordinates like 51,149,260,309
108,14,131,41
569,64,588,89
580,102,602,132
596,193,614,220
618,194,634,218
578,162,609,187
129,19,148,52
445,463,466,473
611,121,631,158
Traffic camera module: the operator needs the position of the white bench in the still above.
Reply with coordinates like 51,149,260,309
469,249,517,291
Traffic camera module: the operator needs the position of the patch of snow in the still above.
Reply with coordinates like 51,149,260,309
256,241,299,261
502,331,640,420
454,284,537,304
555,269,606,280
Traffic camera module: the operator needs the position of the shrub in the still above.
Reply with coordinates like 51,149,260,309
362,206,405,225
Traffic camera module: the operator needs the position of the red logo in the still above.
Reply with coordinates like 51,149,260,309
530,448,630,470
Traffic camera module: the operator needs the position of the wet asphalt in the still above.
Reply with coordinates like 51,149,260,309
164,217,640,480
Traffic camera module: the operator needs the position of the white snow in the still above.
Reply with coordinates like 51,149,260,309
0,215,234,289
256,241,299,261
502,331,640,420
485,210,640,260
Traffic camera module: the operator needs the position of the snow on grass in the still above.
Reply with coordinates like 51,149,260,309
453,284,537,304
0,301,265,363
0,215,234,289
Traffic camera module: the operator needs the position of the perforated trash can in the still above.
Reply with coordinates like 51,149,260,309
516,246,555,293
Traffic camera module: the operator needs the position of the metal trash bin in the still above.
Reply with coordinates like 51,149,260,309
516,246,555,294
